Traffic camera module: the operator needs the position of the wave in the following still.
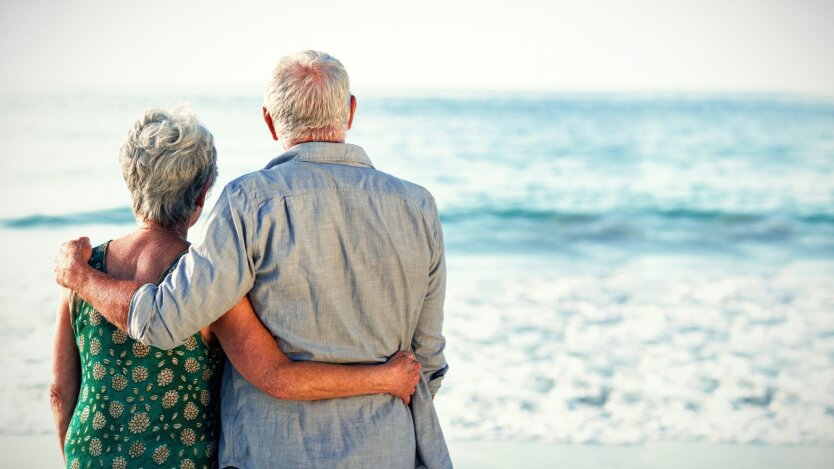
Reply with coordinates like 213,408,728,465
440,207,834,226
0,207,135,229
3,205,832,254
8,206,817,229
439,207,834,253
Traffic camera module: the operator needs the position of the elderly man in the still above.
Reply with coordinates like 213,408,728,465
54,50,451,468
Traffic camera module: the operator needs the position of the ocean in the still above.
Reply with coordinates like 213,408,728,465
1,92,833,445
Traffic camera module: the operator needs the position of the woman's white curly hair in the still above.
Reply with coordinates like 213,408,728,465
119,106,217,228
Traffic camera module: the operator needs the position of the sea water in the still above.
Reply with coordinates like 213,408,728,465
1,92,833,444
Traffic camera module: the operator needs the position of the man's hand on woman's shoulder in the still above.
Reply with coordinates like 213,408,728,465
54,236,93,290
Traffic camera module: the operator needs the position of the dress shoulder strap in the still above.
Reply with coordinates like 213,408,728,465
154,247,190,285
69,241,111,329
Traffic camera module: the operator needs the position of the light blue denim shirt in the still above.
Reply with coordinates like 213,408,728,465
128,142,451,468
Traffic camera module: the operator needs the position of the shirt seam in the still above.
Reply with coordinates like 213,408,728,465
297,155,373,165
225,183,260,268
247,187,434,221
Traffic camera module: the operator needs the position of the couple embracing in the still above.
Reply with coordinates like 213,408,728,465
51,50,452,469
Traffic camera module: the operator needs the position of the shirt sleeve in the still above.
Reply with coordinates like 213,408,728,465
128,182,257,349
412,196,449,395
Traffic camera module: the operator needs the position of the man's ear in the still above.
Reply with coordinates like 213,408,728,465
347,95,357,130
196,182,210,209
263,106,279,141
189,182,212,227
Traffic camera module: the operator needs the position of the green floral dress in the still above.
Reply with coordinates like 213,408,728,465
64,242,225,469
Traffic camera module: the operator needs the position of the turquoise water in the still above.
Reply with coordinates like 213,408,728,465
4,94,833,258
1,93,833,444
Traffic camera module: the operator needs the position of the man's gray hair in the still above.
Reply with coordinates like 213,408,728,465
119,107,218,228
265,50,351,144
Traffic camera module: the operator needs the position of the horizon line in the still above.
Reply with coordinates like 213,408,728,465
2,84,834,103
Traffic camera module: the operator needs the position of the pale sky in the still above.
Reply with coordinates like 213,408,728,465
1,0,833,95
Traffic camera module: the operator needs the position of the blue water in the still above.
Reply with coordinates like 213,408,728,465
1,92,833,444
4,94,833,258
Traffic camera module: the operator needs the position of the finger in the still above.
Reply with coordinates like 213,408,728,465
70,237,90,249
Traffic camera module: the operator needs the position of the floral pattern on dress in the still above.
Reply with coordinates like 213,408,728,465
64,242,224,468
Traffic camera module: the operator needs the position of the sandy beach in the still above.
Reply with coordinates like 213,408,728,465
3,435,833,468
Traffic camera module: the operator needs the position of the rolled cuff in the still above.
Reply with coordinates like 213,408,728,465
426,363,449,395
127,283,159,346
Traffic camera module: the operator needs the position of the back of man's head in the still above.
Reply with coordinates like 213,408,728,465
265,50,351,145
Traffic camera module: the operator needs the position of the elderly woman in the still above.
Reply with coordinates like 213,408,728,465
49,108,421,468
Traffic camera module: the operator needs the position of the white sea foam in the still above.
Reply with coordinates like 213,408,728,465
434,254,834,444
6,232,833,444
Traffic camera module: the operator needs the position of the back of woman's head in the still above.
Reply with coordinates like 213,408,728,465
119,107,218,228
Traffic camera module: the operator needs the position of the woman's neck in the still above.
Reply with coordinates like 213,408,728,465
136,220,189,243
103,219,192,284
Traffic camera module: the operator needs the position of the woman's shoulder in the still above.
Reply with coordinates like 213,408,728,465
104,234,191,284
68,241,111,328
87,241,112,273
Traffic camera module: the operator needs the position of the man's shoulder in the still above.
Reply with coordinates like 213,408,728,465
217,157,438,214
224,169,270,191
365,168,438,212
219,165,295,205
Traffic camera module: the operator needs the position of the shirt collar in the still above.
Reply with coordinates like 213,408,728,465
266,142,374,169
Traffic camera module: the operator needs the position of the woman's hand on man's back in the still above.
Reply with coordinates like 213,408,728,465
382,351,422,405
